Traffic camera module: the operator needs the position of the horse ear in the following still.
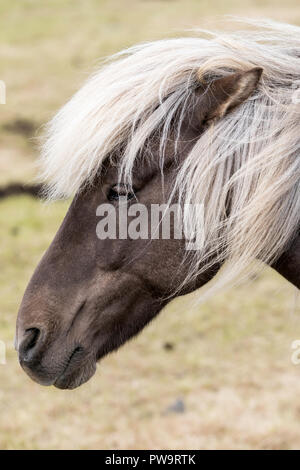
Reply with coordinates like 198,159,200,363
195,67,263,124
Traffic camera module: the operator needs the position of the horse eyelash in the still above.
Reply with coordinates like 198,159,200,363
107,184,135,202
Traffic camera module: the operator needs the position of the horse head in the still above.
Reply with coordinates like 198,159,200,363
16,22,300,389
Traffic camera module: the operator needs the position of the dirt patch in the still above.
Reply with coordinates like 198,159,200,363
0,183,44,199
2,118,38,138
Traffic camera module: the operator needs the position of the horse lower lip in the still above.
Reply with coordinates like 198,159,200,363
54,357,95,390
54,373,77,389
54,347,84,387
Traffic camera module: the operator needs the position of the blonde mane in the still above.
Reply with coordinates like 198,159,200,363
40,18,300,296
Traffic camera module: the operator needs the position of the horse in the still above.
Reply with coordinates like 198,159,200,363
16,19,300,389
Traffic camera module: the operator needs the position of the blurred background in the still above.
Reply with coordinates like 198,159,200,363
1,0,300,450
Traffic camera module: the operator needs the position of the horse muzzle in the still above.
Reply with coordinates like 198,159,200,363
17,327,96,389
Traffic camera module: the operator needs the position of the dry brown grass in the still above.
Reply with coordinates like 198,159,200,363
1,0,300,450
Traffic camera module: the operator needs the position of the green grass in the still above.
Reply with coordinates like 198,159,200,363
0,0,300,450
0,197,69,339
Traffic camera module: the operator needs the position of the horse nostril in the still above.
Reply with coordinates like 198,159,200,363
26,328,40,349
19,328,41,364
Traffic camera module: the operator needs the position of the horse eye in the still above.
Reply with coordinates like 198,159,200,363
107,184,135,202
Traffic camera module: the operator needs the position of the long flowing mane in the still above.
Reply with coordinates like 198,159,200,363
40,18,300,296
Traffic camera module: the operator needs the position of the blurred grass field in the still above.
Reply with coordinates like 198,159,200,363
1,0,300,450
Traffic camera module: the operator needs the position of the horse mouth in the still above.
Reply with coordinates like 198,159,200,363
53,347,96,390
